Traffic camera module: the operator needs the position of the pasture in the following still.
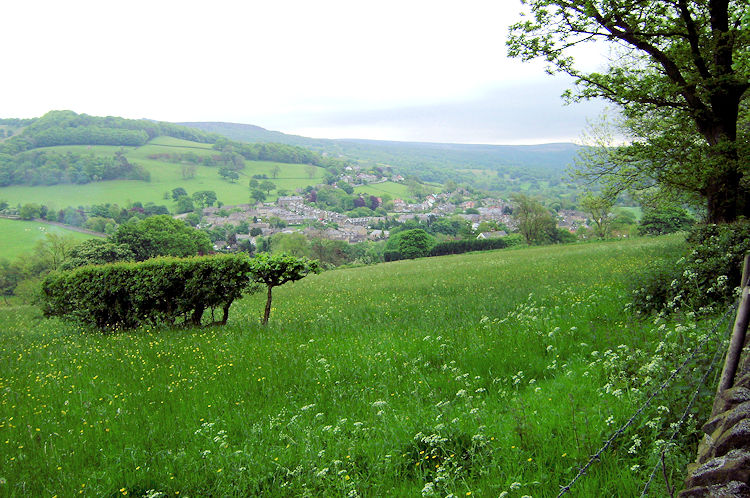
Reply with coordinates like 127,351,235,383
0,138,327,209
0,218,95,260
0,235,715,496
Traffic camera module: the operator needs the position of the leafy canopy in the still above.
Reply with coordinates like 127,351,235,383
248,252,320,325
508,0,749,222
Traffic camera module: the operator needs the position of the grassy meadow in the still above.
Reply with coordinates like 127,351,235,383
0,235,721,496
0,218,96,260
0,138,327,209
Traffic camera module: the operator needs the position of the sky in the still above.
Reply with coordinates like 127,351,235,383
0,0,610,145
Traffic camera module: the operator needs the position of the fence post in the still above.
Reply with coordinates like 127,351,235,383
711,253,750,417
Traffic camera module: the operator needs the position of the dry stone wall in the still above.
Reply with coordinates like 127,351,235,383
680,350,750,497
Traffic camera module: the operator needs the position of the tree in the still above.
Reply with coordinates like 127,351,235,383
219,167,239,182
259,180,276,195
59,239,135,270
579,193,614,238
511,193,557,245
250,189,267,204
248,252,320,325
339,182,354,195
19,203,41,220
248,179,259,190
271,233,310,258
111,215,212,261
305,165,317,179
34,233,80,271
638,205,695,235
386,228,435,259
508,0,749,223
175,196,195,214
171,187,188,201
192,190,217,209
271,165,281,179
0,259,24,303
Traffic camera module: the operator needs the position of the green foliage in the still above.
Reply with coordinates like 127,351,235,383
175,196,195,214
0,259,23,302
429,237,509,257
580,194,614,238
192,190,217,208
259,180,276,194
171,187,188,201
509,1,749,222
0,149,150,186
270,233,310,258
250,189,266,203
638,206,694,236
1,110,216,154
111,215,211,261
19,203,41,220
631,221,750,314
214,138,323,166
247,252,320,324
41,254,258,328
59,239,134,270
511,193,557,245
384,229,435,261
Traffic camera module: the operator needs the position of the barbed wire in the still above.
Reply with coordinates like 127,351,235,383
557,304,737,497
639,312,731,496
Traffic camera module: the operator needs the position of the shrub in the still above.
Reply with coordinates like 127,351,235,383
385,229,434,260
41,254,259,329
429,237,507,257
630,221,750,314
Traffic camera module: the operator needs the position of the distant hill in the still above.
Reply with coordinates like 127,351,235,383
180,121,584,186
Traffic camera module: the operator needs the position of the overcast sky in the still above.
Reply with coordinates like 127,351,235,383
0,0,610,145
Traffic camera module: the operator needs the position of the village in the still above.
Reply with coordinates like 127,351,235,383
180,182,590,251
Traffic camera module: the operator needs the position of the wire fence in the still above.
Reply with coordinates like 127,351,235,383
556,303,738,497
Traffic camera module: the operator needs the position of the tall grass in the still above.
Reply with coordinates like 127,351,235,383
0,235,720,496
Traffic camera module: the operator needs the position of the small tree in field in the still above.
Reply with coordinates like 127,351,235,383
248,252,320,325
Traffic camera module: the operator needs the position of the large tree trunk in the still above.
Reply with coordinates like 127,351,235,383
262,286,273,325
702,130,749,223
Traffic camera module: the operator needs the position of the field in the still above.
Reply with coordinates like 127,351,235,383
0,218,96,260
0,138,327,209
353,181,412,199
0,235,718,496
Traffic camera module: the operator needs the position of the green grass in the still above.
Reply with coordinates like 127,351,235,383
0,138,327,209
0,235,715,496
353,181,413,199
0,218,96,260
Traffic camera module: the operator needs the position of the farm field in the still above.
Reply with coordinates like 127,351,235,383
353,181,412,199
0,138,327,209
0,235,719,496
0,218,96,260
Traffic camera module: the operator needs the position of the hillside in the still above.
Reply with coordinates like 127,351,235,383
0,235,715,496
180,121,584,187
0,112,331,210
0,136,327,210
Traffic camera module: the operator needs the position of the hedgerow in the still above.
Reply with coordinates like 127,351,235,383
40,254,259,329
630,220,750,315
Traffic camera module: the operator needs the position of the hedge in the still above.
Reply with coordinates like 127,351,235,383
429,237,508,256
40,254,259,329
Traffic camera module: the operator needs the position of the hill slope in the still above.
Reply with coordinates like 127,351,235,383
0,235,715,496
180,121,584,184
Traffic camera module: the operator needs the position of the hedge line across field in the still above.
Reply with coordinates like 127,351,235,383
385,236,520,262
41,254,258,329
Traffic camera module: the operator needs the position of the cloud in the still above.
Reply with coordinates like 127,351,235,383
273,79,608,144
